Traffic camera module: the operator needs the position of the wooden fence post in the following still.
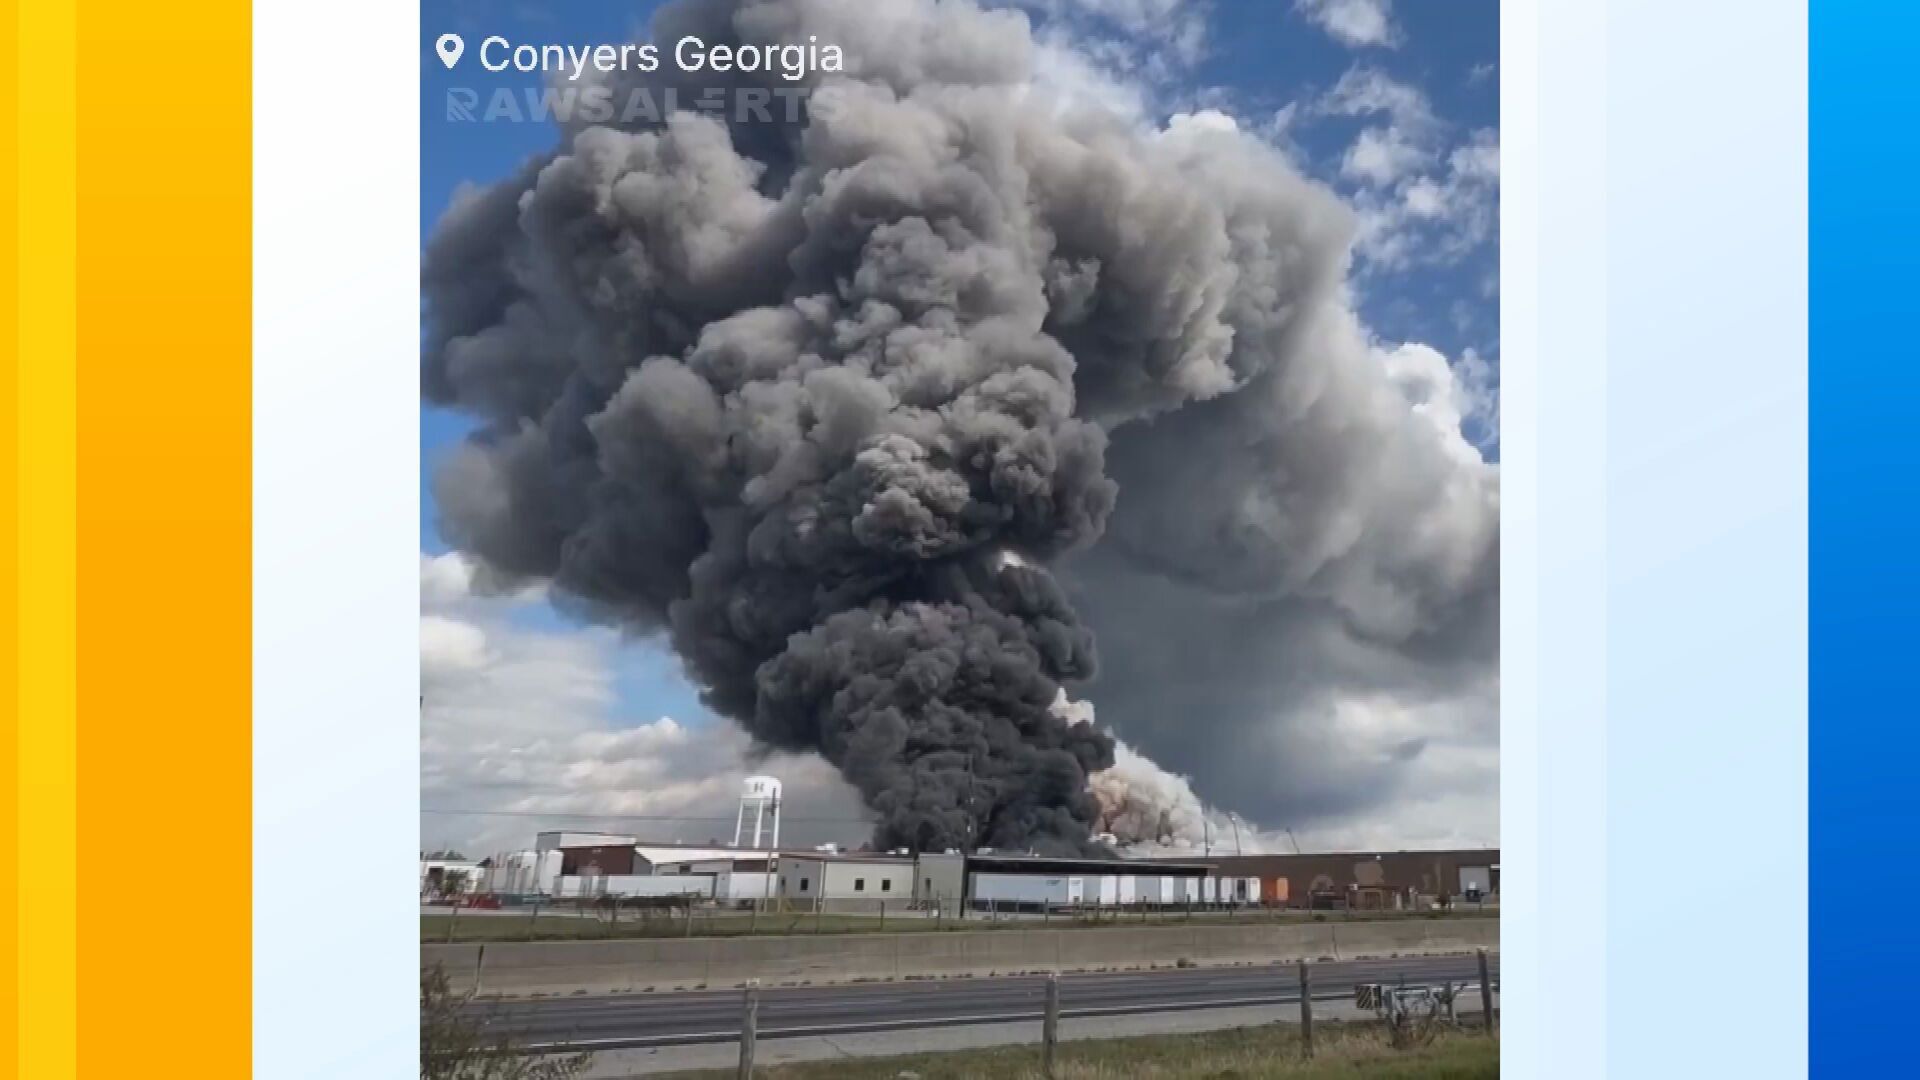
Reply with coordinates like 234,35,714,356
1042,972,1061,1078
1477,948,1495,1035
1298,960,1314,1058
737,979,760,1078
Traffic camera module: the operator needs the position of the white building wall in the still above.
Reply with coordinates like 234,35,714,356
916,853,967,904
823,860,912,899
774,858,912,900
555,874,711,898
715,872,774,900
774,857,822,900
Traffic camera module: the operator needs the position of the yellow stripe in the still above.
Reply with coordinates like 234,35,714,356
16,0,76,1076
74,2,251,1076
0,0,18,1073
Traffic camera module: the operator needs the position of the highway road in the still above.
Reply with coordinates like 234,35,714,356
475,954,1498,1052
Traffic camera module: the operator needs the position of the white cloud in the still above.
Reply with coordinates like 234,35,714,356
420,614,488,675
1164,107,1240,136
1317,65,1436,131
1296,0,1400,49
1341,126,1432,187
1346,126,1499,271
1027,33,1155,121
1012,0,1212,66
419,553,867,857
1307,67,1500,272
1004,0,1211,117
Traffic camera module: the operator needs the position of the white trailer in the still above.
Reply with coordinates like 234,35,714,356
972,872,1078,906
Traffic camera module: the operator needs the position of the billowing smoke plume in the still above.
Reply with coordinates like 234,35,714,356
1052,692,1267,854
423,0,1487,854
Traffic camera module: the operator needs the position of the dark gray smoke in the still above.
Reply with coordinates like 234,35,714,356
423,0,1489,853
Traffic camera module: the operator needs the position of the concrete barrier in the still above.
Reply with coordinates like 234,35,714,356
426,943,487,993
424,917,1498,997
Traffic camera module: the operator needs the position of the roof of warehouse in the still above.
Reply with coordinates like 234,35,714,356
632,846,752,864
771,851,913,864
965,854,1214,876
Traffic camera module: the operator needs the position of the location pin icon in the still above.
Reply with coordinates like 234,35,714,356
436,33,464,69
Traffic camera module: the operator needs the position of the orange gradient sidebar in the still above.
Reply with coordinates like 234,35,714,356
74,1,251,1078
15,0,78,1077
3,0,25,1074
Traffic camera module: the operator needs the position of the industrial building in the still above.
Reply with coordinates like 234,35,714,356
435,839,1502,912
915,852,1246,912
772,851,915,907
444,786,1496,914
1201,849,1500,909
524,837,779,900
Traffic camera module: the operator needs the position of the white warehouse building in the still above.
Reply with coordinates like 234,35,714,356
915,852,1255,911
772,852,915,908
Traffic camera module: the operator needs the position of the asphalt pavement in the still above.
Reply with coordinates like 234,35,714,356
475,952,1498,1052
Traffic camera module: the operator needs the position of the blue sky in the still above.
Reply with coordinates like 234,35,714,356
418,0,1499,849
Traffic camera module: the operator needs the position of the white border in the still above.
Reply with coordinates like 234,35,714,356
1508,1,1808,1077
1498,0,1544,1070
255,2,420,1075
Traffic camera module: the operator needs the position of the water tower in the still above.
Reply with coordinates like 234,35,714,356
733,775,782,850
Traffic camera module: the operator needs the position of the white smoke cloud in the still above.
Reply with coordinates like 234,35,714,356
1053,691,1274,854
